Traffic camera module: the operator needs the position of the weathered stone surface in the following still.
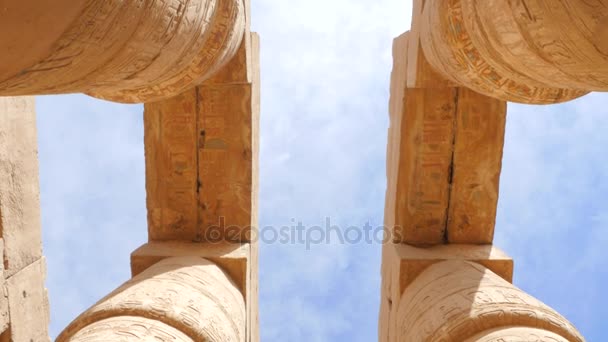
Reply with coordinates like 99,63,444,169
144,37,258,244
447,88,506,243
385,33,506,246
394,243,513,294
461,0,608,91
67,316,194,342
0,239,7,334
392,85,457,244
58,257,246,342
406,0,452,88
144,89,199,241
380,5,590,338
381,242,512,342
420,0,589,103
395,260,584,342
385,30,456,245
197,82,254,243
131,241,249,296
0,0,246,103
141,27,259,342
5,258,50,342
465,327,570,342
0,96,42,278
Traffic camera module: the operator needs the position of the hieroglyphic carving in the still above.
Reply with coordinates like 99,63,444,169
68,316,194,342
0,0,245,103
380,1,592,340
144,90,199,241
386,32,507,245
420,0,588,104
465,327,570,342
462,0,608,90
406,0,453,88
57,257,246,342
143,33,258,243
447,87,506,243
395,261,584,342
141,29,259,341
198,83,254,242
392,86,456,244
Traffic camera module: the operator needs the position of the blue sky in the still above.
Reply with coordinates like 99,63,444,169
36,1,606,340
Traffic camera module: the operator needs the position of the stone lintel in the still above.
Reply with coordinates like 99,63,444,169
447,88,506,243
144,33,259,244
385,32,506,245
394,243,513,295
392,82,457,244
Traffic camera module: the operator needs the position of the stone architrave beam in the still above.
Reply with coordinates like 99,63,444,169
384,30,506,246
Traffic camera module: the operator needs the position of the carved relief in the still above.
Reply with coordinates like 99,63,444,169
0,0,245,103
395,261,584,342
462,0,608,90
57,257,246,342
67,316,194,342
465,327,570,342
420,0,589,104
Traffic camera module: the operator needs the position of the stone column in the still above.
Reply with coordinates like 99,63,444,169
395,260,583,341
379,1,587,340
58,1,260,340
0,96,50,342
56,257,245,341
420,0,608,102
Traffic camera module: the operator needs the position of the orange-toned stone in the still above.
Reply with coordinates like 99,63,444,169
58,257,246,342
447,88,506,244
420,0,588,104
395,261,583,341
0,0,245,103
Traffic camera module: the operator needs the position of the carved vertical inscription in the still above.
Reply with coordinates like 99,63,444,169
145,90,199,241
198,83,253,242
448,88,506,243
394,87,456,245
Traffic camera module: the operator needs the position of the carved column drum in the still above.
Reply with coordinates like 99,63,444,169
0,0,245,103
56,257,246,342
395,260,584,341
420,0,608,104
